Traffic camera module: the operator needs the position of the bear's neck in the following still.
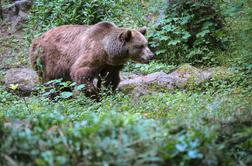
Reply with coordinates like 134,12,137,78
103,34,129,65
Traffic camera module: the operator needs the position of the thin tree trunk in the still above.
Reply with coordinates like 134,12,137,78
0,0,3,20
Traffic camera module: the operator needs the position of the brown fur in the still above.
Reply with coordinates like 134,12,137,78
30,22,154,99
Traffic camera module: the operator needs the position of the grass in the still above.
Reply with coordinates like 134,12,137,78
0,30,29,70
0,86,251,165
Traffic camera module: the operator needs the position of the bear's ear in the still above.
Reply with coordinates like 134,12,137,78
138,27,147,35
119,30,132,42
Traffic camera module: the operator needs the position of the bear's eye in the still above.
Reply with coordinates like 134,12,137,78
134,45,144,49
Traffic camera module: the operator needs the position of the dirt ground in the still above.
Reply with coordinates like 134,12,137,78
0,20,29,81
0,22,29,72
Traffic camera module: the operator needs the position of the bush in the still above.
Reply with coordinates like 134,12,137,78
28,0,145,36
223,0,252,66
0,111,164,166
28,0,117,33
0,90,252,166
123,61,176,74
149,0,228,66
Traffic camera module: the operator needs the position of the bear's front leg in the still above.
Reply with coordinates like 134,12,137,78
70,66,99,100
97,65,123,91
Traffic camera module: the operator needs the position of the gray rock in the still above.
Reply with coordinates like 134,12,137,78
120,72,142,81
118,64,218,94
2,0,32,32
3,65,232,97
118,71,175,93
15,0,32,12
4,68,39,95
3,0,32,15
10,10,29,32
119,71,170,89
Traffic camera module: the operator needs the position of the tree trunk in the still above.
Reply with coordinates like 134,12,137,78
0,0,3,19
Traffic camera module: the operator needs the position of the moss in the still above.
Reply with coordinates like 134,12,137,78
175,64,202,89
176,64,200,75
119,84,138,93
211,67,234,80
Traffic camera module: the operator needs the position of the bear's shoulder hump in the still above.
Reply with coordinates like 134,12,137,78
94,22,116,29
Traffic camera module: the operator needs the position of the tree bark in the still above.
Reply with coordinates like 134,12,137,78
0,0,3,19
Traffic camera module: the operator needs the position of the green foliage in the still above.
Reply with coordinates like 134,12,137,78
35,79,87,101
0,35,29,68
107,0,146,28
0,87,18,105
1,111,163,166
124,60,176,74
29,0,114,33
28,0,144,35
223,0,252,66
200,66,252,95
0,88,252,165
149,0,227,65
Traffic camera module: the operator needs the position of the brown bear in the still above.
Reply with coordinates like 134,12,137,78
30,21,154,99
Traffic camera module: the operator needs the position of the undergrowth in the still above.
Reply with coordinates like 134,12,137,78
0,87,251,165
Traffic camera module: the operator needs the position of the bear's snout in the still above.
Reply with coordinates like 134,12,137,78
147,51,155,60
141,47,155,63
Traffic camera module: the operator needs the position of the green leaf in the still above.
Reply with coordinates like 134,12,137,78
42,89,57,97
182,32,191,40
196,30,210,38
168,39,181,46
46,79,63,85
76,84,85,91
176,143,187,152
188,150,203,159
60,92,73,99
9,84,19,91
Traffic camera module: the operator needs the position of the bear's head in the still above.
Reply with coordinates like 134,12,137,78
119,27,154,64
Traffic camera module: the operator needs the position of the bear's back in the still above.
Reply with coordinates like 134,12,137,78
38,25,89,44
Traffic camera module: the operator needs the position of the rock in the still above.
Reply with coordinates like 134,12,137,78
2,0,32,32
167,64,212,89
2,65,232,97
3,0,32,14
14,0,32,12
3,0,31,19
120,72,141,81
118,64,227,94
10,10,29,32
4,68,39,95
118,71,175,93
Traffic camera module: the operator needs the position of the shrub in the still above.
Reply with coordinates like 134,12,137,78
28,0,145,36
123,61,176,74
29,0,118,33
149,0,228,66
0,112,164,166
0,90,252,166
224,0,252,66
